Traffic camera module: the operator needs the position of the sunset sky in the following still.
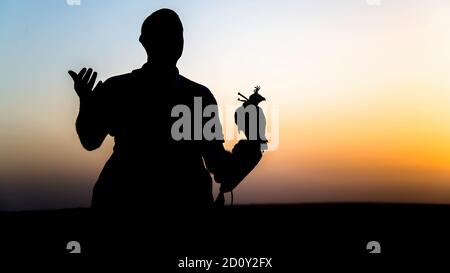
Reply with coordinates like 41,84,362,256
2,0,450,210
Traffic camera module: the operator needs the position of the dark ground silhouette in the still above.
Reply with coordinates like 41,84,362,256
2,203,450,265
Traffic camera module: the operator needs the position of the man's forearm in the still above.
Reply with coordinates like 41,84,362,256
76,95,108,151
209,140,262,192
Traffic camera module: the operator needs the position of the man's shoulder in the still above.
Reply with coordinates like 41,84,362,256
97,72,139,98
103,72,136,86
178,75,216,102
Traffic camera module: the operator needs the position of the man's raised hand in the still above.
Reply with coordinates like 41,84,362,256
68,68,103,100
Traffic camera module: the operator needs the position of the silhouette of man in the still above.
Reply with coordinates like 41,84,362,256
68,9,264,211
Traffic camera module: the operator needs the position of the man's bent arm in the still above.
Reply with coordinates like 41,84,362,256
76,90,109,151
203,140,263,192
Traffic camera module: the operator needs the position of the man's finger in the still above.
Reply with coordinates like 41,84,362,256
68,70,77,81
82,68,93,84
87,71,97,91
77,67,87,80
94,80,103,91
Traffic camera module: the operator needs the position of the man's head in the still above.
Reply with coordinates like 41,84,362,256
139,9,184,66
